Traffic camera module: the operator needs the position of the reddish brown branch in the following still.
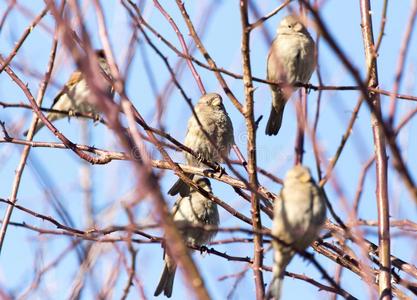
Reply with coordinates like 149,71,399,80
47,1,213,298
124,0,417,104
294,90,307,165
174,0,244,113
374,0,388,52
387,1,417,125
239,1,265,298
248,1,291,31
359,1,391,298
0,24,59,252
152,0,206,95
319,97,364,187
301,0,417,206
0,6,48,73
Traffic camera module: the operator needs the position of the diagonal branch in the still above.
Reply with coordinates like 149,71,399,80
0,18,58,253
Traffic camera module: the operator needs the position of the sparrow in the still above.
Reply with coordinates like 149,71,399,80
265,15,316,136
155,177,219,298
168,93,234,197
267,165,326,299
24,49,112,136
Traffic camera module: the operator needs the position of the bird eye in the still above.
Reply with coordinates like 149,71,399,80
288,25,292,28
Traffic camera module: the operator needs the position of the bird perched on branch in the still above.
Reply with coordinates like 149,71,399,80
267,165,326,299
265,15,316,136
24,49,113,136
155,177,219,298
168,93,234,197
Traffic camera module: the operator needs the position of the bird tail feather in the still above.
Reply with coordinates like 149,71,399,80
154,263,176,298
265,89,286,136
23,112,62,136
265,105,284,136
265,275,283,300
168,174,193,197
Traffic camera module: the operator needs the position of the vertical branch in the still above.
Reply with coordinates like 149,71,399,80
312,35,323,180
80,121,95,227
294,90,307,165
359,1,391,298
239,1,264,299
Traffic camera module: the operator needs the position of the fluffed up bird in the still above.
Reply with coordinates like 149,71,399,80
24,49,113,136
168,93,234,197
155,177,219,298
266,165,326,299
265,15,316,136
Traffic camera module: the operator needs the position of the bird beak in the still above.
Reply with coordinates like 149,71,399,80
299,172,311,182
294,23,304,32
212,97,222,106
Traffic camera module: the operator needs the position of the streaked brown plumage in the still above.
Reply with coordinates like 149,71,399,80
24,50,113,136
155,177,219,298
266,165,326,299
168,93,234,197
266,15,316,136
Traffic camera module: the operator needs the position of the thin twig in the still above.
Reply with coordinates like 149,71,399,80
387,1,417,125
301,0,417,207
0,23,58,253
248,0,292,31
0,6,48,73
152,0,206,95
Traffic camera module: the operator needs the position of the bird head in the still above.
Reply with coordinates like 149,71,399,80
278,15,309,35
198,93,223,109
285,165,312,184
194,177,212,192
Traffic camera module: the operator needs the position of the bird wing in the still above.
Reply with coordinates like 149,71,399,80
171,197,182,217
267,38,293,84
293,49,303,83
51,71,83,107
266,39,280,82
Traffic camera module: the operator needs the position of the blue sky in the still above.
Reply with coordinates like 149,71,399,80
1,1,417,299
